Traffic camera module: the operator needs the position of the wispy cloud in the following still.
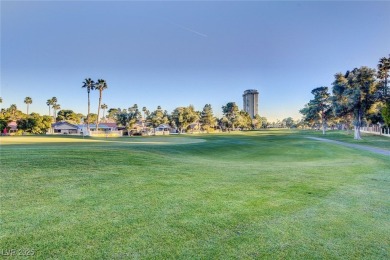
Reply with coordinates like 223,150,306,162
171,22,208,38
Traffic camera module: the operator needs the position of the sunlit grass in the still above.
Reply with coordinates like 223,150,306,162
0,130,389,259
299,129,390,151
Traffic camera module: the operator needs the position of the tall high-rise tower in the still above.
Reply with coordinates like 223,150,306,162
243,89,259,118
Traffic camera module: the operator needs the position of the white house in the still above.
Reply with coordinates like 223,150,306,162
155,124,171,135
51,122,79,134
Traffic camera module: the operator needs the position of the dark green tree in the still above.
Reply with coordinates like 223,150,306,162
300,87,332,134
222,102,240,130
345,67,379,139
148,106,169,128
56,110,81,124
200,104,216,132
17,113,52,134
331,72,353,132
107,108,120,120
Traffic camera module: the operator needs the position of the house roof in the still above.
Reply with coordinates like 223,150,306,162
52,122,78,128
157,124,171,129
7,121,17,130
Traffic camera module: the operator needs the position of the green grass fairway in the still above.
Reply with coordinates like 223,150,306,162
1,131,389,259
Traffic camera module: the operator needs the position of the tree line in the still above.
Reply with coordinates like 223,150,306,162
300,55,390,139
0,77,271,134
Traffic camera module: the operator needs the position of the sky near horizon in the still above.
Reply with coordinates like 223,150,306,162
1,1,389,121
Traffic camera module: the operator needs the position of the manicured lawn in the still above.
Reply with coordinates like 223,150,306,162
1,131,389,259
299,129,390,151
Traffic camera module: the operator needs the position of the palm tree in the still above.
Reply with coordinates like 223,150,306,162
50,97,58,121
52,104,61,121
46,99,53,116
142,106,147,119
95,79,108,131
0,97,3,104
82,78,95,131
101,103,108,121
24,97,33,115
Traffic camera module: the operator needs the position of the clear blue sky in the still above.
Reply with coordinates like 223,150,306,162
1,1,389,121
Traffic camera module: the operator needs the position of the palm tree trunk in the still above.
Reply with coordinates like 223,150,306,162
48,106,51,117
27,105,29,115
87,91,90,132
96,90,102,132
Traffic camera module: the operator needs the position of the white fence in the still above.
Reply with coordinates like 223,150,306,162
360,126,390,137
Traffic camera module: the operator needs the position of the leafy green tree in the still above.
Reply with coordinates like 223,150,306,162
282,117,295,128
300,87,332,135
56,110,81,124
252,114,262,129
377,55,390,127
82,78,95,131
345,67,379,139
115,111,128,127
171,107,188,133
76,113,84,123
200,104,216,132
95,79,108,130
377,55,390,101
85,113,98,124
128,104,142,130
331,72,353,132
382,103,390,126
107,108,119,120
148,106,168,128
1,105,23,121
24,97,32,115
17,113,52,134
9,104,17,119
0,119,7,132
218,116,229,131
222,102,240,129
237,110,252,129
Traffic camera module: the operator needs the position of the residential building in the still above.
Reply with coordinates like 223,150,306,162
243,89,259,118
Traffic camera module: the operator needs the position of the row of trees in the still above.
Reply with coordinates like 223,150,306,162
0,103,53,134
100,103,268,134
0,100,270,134
300,55,390,139
2,76,273,134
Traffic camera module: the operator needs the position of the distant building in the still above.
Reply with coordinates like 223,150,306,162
243,89,259,118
